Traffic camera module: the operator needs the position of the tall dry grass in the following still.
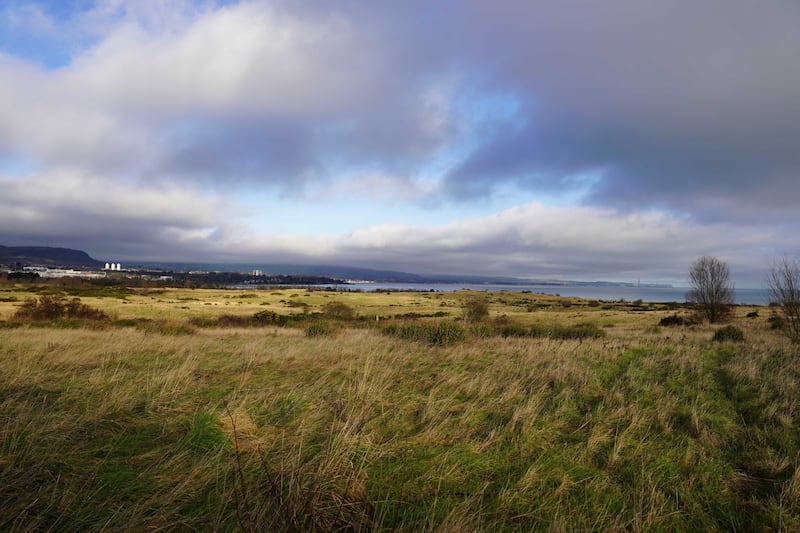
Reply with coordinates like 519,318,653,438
0,298,798,531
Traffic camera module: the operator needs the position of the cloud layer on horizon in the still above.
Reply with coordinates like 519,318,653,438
1,0,798,283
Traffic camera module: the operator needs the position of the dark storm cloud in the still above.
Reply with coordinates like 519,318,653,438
439,0,800,221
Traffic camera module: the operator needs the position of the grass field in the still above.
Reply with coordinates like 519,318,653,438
1,282,798,531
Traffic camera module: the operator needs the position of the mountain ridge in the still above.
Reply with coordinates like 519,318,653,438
0,245,104,268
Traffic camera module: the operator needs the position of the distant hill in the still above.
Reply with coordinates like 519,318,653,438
0,245,104,268
135,261,559,285
135,261,529,284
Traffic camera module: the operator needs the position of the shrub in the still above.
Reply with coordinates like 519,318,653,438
135,319,196,335
306,321,335,337
216,314,253,327
14,295,67,320
462,297,489,323
768,315,786,330
114,318,151,328
712,325,744,342
494,321,604,340
493,314,512,326
470,322,495,338
550,323,606,340
186,310,288,328
497,323,531,337
286,300,310,311
14,295,109,321
659,315,686,327
427,321,468,346
383,321,467,346
253,309,286,325
322,302,355,321
187,316,218,328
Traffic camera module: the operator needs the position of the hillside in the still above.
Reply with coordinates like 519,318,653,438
0,245,104,268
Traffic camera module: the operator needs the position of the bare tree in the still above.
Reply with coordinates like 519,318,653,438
766,257,800,343
687,256,734,323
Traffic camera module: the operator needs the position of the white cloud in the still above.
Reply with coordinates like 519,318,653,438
162,202,779,283
0,169,226,230
64,2,371,117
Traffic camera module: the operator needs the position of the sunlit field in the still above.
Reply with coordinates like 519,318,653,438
1,282,798,531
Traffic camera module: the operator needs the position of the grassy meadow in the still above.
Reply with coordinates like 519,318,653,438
1,282,799,531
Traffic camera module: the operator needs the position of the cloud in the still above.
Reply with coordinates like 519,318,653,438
0,166,785,283
0,170,228,257
0,1,461,189
1,0,798,283
442,1,800,222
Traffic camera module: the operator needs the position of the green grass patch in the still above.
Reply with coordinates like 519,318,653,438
382,320,468,346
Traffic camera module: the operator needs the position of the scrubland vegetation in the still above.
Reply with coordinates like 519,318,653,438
1,281,799,531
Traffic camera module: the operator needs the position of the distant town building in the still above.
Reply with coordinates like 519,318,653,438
25,267,106,279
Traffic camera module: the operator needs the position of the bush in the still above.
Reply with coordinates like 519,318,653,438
185,310,288,328
136,319,196,336
216,314,253,327
659,315,686,327
768,315,786,330
550,323,606,340
114,318,151,328
495,321,604,340
322,302,355,321
712,325,744,342
14,295,109,321
429,321,468,345
497,323,531,337
306,321,335,337
253,309,286,325
470,322,495,338
383,321,467,346
462,297,489,323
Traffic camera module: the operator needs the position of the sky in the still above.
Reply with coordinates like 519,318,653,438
1,0,799,286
